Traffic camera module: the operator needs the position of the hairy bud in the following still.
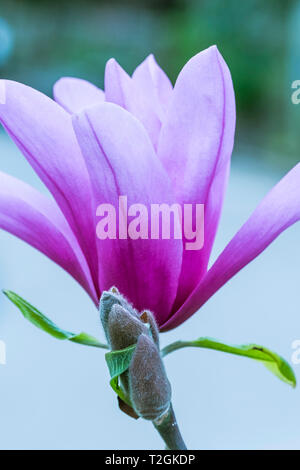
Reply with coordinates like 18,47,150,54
140,310,160,348
99,288,171,422
100,287,139,344
128,334,171,421
107,304,148,350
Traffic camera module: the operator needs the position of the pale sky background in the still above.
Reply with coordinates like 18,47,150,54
0,133,300,450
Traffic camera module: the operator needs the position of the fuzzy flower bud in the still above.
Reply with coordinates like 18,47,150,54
100,287,139,346
107,304,148,351
140,310,160,348
99,288,171,422
128,334,171,421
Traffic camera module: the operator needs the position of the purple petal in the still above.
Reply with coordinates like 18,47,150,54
0,171,97,302
72,102,183,324
162,163,300,330
104,58,132,108
105,58,162,149
0,80,99,295
53,77,104,114
132,54,173,122
158,46,236,308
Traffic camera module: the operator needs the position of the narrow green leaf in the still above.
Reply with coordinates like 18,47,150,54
3,290,108,350
161,337,296,388
105,344,136,405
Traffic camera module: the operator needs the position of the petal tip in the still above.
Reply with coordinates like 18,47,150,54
146,53,156,63
105,57,119,71
203,44,220,59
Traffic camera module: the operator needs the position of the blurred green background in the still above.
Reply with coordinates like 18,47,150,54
0,0,300,169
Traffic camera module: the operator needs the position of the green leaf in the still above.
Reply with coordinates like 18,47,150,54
161,337,296,388
105,344,137,405
3,290,108,350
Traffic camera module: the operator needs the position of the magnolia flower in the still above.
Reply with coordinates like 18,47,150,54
0,46,299,332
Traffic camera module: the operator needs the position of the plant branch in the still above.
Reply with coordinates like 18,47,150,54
153,403,187,450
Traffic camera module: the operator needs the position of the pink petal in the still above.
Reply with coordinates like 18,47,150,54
158,46,236,308
104,58,132,109
72,102,183,324
53,77,104,114
162,163,300,331
0,171,97,302
132,54,173,122
0,80,99,295
104,58,161,149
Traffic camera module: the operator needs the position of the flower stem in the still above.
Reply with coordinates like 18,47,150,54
153,403,187,450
